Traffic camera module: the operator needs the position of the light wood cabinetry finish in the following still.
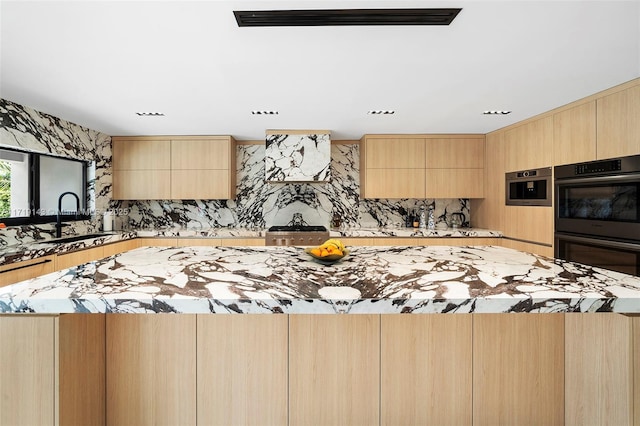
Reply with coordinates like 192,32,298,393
597,84,640,159
112,138,171,200
112,135,236,200
289,314,380,426
565,314,633,426
59,314,105,426
0,315,56,426
634,316,640,426
553,101,597,165
0,255,55,288
381,314,472,426
102,239,139,257
473,314,565,426
500,238,554,257
504,115,553,172
56,246,104,270
197,315,288,426
106,314,197,426
136,237,178,247
360,135,484,199
504,205,554,246
471,132,505,232
219,238,265,246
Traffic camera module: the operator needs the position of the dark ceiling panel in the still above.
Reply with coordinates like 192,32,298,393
234,8,462,27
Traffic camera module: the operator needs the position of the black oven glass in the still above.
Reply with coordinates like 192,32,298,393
558,182,639,222
557,238,639,276
509,180,547,200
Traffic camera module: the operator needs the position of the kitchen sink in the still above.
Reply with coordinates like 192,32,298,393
50,233,111,244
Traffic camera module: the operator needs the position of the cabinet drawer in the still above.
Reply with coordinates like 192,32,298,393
56,247,104,271
364,169,425,199
0,255,56,287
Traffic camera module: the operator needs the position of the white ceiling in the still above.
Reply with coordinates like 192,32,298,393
1,0,639,141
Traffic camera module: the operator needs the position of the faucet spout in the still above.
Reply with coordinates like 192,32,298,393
56,191,80,238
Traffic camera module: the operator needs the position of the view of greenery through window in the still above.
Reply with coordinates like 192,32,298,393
0,161,10,218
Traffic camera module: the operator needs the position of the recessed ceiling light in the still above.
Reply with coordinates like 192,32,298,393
135,112,165,116
483,110,511,115
251,110,279,115
367,110,395,115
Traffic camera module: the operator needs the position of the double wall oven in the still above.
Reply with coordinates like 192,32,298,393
554,154,640,276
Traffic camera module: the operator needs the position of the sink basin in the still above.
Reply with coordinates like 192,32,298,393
50,233,111,244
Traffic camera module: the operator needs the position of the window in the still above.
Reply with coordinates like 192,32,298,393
0,147,90,225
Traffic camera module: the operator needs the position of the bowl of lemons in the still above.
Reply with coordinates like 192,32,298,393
305,239,349,264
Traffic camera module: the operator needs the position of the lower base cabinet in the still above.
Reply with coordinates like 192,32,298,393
289,315,380,426
2,313,639,425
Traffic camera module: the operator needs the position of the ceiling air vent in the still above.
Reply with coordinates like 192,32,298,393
233,8,462,27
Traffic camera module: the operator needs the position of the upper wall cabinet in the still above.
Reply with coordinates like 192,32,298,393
265,130,331,182
553,101,597,166
596,84,640,160
504,116,553,172
112,136,236,200
360,135,484,199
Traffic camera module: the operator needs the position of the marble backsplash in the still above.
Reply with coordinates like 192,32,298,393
0,98,470,246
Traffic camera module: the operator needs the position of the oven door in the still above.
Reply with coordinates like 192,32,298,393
555,233,640,276
555,173,640,241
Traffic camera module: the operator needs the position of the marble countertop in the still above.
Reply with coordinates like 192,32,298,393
1,245,638,314
0,227,501,267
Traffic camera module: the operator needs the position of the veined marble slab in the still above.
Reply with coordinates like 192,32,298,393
1,245,638,314
330,227,502,238
265,132,331,182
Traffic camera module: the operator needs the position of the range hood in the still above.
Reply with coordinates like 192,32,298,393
265,129,331,182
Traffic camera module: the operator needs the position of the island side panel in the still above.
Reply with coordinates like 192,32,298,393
0,315,56,426
106,314,196,426
289,314,380,426
380,314,472,426
196,315,288,426
565,313,633,426
635,316,640,426
473,313,565,425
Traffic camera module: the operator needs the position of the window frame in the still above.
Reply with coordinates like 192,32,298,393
0,147,91,226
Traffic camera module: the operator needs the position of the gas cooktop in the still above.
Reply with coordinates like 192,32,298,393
267,225,327,232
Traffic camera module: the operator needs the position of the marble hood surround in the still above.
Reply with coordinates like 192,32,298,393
265,130,331,182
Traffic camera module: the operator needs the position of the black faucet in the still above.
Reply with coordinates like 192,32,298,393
56,191,80,238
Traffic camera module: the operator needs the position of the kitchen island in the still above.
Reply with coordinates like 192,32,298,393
1,245,639,426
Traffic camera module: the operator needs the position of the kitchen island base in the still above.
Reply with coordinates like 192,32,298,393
2,313,638,426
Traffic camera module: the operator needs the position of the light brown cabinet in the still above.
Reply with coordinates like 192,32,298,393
0,255,55,288
289,314,380,426
553,101,597,165
360,135,485,199
504,205,554,246
197,315,288,425
381,314,472,425
112,138,171,200
106,314,197,426
112,135,236,200
504,115,553,172
597,84,640,159
473,314,565,425
56,246,105,270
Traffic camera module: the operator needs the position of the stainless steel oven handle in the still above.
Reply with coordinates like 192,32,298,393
555,172,640,186
555,233,640,251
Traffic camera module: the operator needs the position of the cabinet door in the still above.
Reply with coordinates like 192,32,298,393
218,238,265,246
136,238,178,247
381,315,472,426
364,169,425,198
112,170,171,200
553,101,597,165
596,84,640,159
102,239,139,257
289,314,380,426
171,169,230,199
112,138,171,170
424,169,484,198
363,137,425,168
171,138,231,170
504,205,554,246
0,255,55,288
0,315,56,426
197,315,288,426
505,116,553,172
472,131,506,232
565,314,633,425
425,137,484,168
56,246,105,271
106,314,196,426
473,314,564,426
